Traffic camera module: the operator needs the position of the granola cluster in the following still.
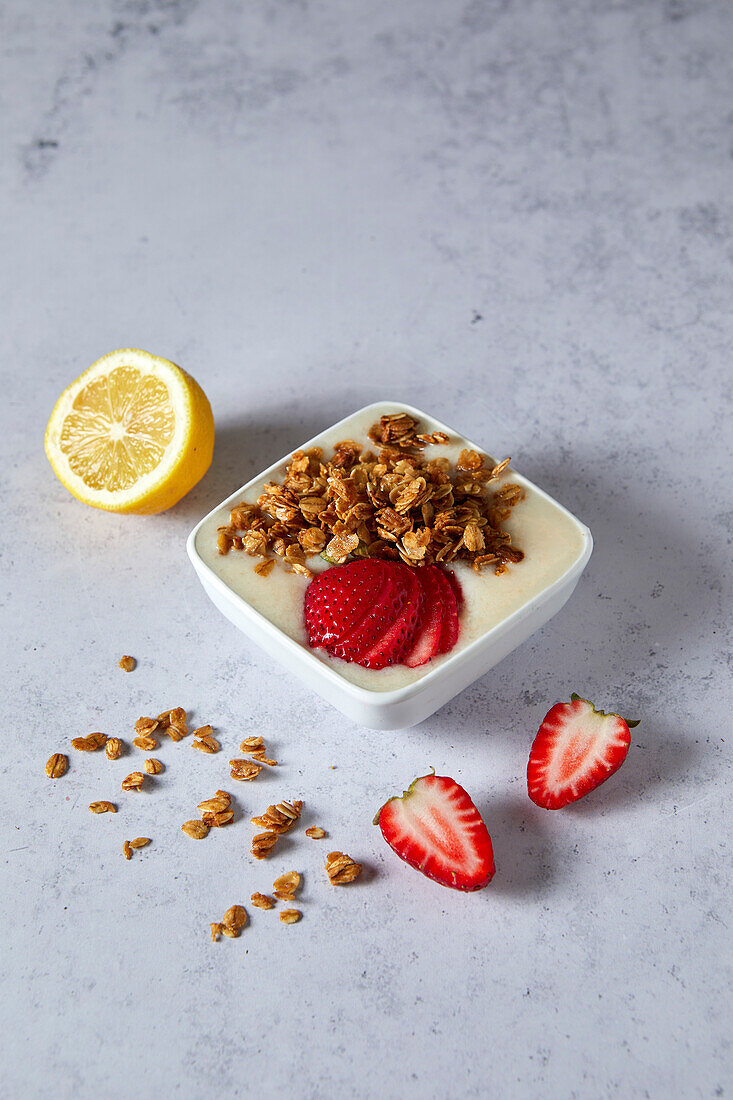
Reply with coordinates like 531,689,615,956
217,412,524,576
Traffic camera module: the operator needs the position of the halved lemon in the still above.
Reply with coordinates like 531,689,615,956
44,348,215,514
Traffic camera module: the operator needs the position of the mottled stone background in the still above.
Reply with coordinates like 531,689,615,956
1,1,731,1097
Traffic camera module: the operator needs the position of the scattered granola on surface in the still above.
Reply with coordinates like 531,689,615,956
72,732,107,752
250,800,303,834
182,819,209,840
325,851,363,885
198,790,233,827
210,922,223,941
144,758,163,774
192,726,219,753
122,771,145,792
89,800,117,814
251,831,278,859
222,905,248,934
156,707,188,741
105,737,124,760
229,759,263,781
133,733,158,751
122,840,132,860
45,753,68,778
305,827,327,839
279,909,302,924
129,837,150,849
272,871,301,901
241,736,265,753
118,655,136,671
250,892,276,910
217,412,523,576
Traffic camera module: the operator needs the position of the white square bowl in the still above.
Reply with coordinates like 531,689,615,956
187,402,592,729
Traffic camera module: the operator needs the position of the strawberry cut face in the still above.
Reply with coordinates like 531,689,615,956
527,694,636,809
375,773,495,891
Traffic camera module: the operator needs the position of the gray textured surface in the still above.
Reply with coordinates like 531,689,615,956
2,2,732,1097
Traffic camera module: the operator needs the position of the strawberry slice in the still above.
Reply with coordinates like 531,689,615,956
357,563,422,669
374,772,495,891
326,563,408,663
527,694,639,809
402,565,443,667
305,559,389,647
434,568,459,654
444,568,463,611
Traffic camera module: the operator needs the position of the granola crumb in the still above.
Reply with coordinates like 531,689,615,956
240,736,265,753
133,734,158,751
229,759,263,782
272,871,301,901
135,717,159,736
250,892,276,910
197,792,231,816
45,753,68,779
123,840,132,860
89,800,117,814
201,809,234,827
182,820,209,840
279,909,301,924
222,905,248,934
121,771,145,792
305,827,327,839
192,726,219,754
105,738,124,760
144,758,163,774
118,655,136,672
325,851,363,885
250,800,303,834
251,831,278,859
254,558,275,577
210,922,223,941
71,732,107,752
129,837,150,849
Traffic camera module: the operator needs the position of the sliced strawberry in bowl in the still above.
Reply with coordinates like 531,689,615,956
357,563,422,669
305,558,389,648
326,562,409,664
402,565,444,667
434,568,459,654
374,772,495,891
444,568,463,611
527,693,639,809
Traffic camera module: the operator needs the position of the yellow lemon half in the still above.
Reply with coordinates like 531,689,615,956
44,348,215,514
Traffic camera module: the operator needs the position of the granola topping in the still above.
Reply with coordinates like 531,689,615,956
217,412,523,576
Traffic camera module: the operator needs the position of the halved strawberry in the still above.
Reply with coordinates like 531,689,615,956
357,563,422,669
527,694,639,809
434,568,459,654
402,566,443,667
374,772,495,891
305,559,389,648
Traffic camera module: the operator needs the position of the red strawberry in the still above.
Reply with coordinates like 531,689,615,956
356,563,422,669
305,559,389,647
444,568,463,611
434,568,459,653
327,563,408,663
374,772,495,891
527,694,639,809
402,566,443,667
